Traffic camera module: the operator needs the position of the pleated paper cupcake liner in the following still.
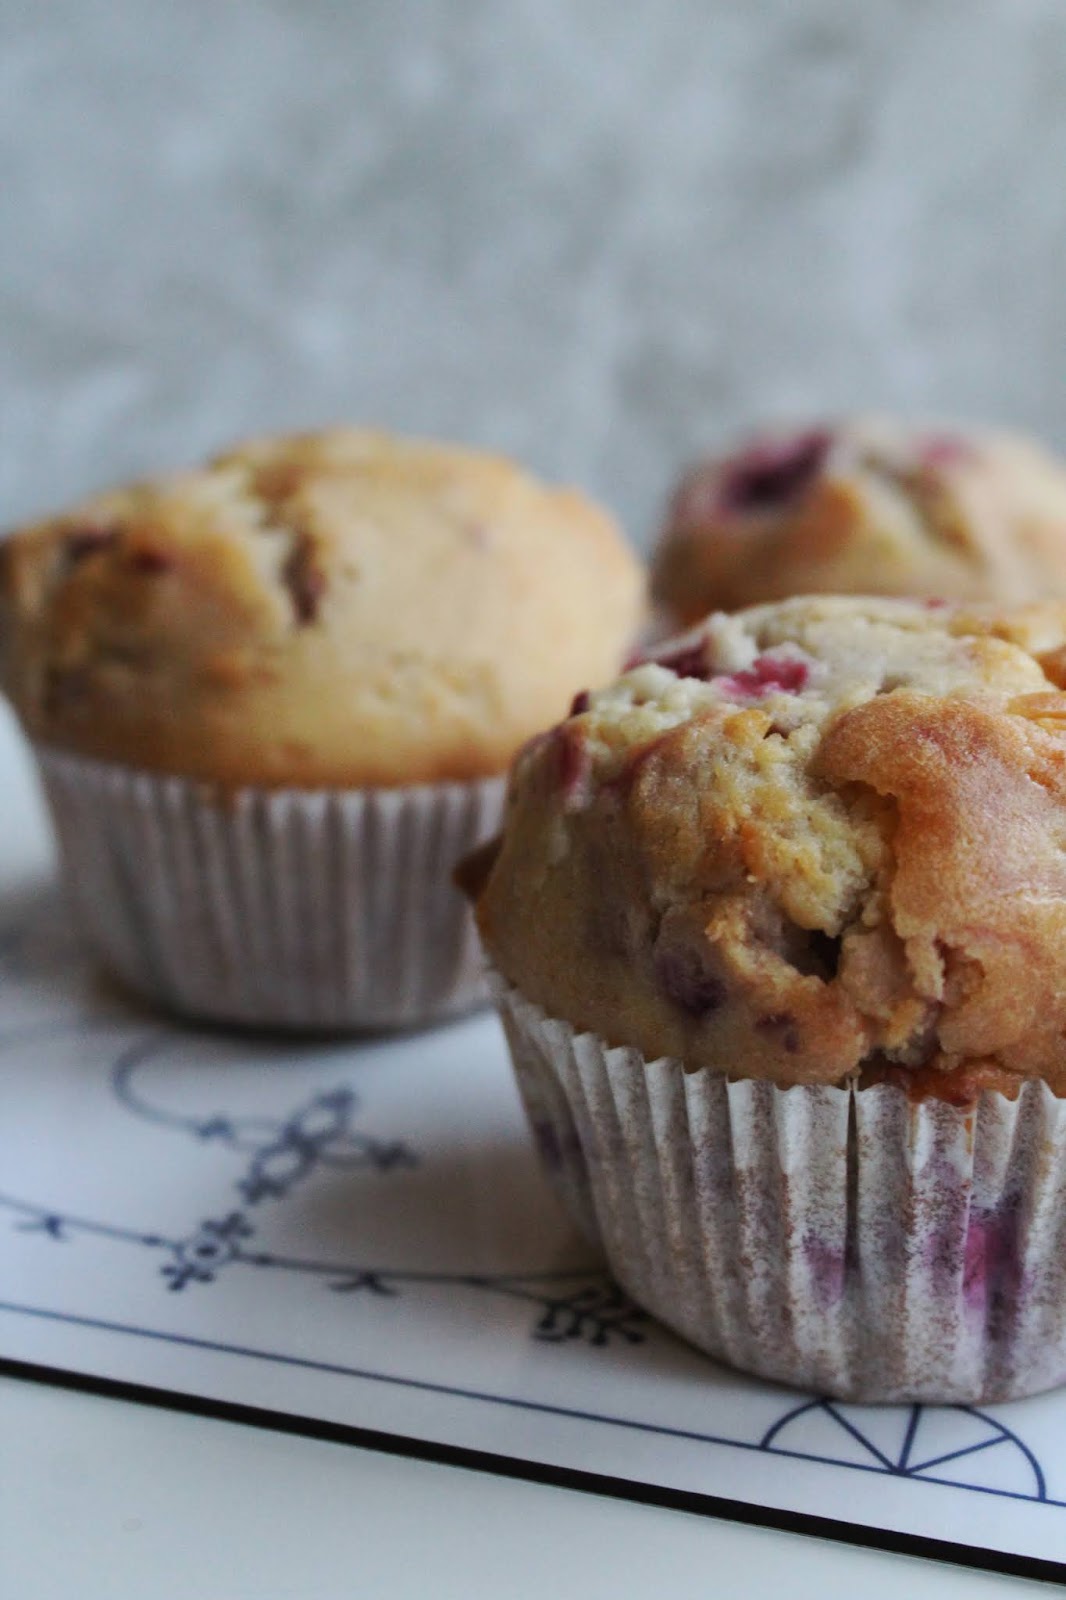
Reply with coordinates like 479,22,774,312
493,977,1066,1403
35,745,505,1031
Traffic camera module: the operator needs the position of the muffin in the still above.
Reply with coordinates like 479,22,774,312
469,594,1066,1401
0,427,644,1029
652,418,1066,627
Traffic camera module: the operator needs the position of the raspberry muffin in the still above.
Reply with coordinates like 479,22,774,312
653,418,1066,627
470,594,1066,1400
0,427,644,1029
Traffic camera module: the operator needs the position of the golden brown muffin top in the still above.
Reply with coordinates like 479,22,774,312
0,428,645,788
474,595,1066,1098
652,418,1066,626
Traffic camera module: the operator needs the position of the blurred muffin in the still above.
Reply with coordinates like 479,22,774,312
1,427,644,1029
471,594,1066,1400
652,418,1066,627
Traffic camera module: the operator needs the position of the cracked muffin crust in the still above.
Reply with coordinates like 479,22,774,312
0,428,644,787
474,595,1066,1097
652,418,1066,626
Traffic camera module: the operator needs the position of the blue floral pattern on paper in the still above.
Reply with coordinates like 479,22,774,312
0,891,1059,1508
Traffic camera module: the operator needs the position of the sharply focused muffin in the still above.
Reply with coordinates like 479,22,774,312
652,419,1066,627
0,427,645,1030
480,594,1066,1094
472,595,1066,1401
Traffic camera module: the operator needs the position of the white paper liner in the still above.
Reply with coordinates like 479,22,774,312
34,745,505,1031
493,978,1066,1403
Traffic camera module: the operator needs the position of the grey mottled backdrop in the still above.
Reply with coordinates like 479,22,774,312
2,0,1065,543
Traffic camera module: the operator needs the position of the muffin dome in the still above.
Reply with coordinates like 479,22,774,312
653,419,1066,625
0,428,645,787
475,595,1066,1096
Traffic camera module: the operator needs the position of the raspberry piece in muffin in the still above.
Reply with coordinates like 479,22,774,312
714,429,832,516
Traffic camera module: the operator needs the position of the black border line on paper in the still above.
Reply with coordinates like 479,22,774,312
1,1302,1064,1587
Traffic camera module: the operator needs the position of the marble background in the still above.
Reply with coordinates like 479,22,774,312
2,0,1066,545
